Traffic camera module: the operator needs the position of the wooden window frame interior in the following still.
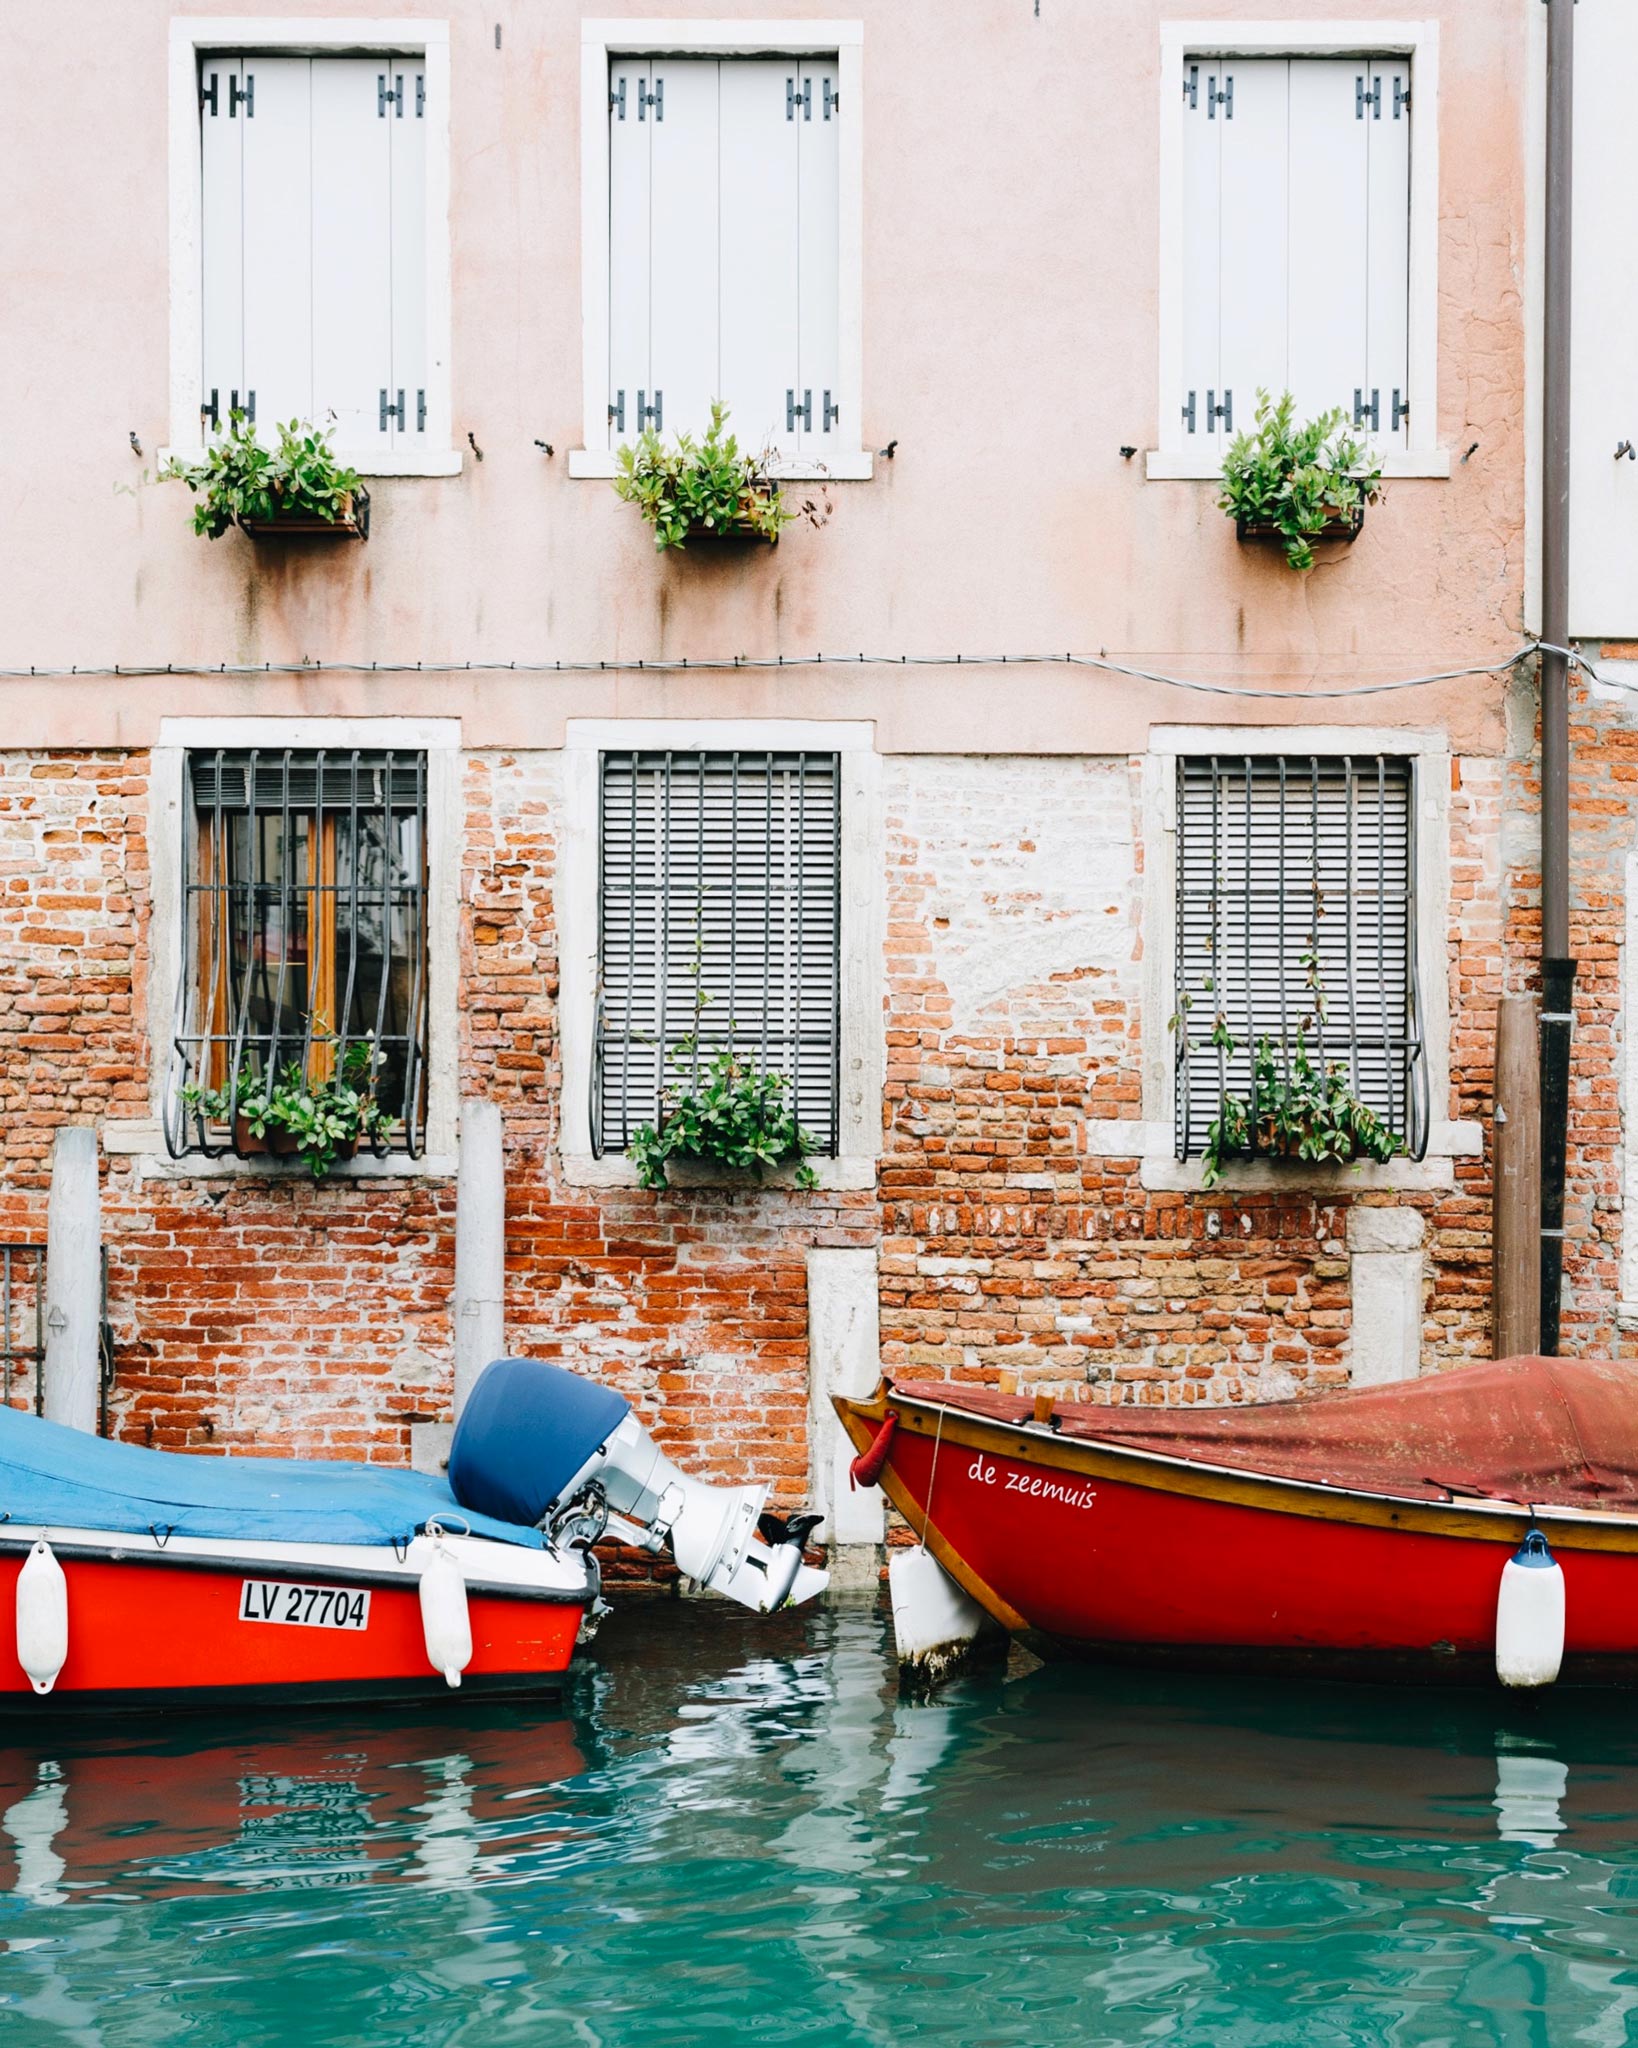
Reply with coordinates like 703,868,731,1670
571,19,870,484
166,17,458,478
1149,18,1445,482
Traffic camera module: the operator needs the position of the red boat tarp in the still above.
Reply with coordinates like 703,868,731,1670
889,1356,1638,1510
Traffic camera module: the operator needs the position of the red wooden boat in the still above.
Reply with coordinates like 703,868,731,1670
3,1357,825,1713
835,1356,1638,1685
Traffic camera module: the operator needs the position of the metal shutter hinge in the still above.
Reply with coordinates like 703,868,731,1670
1206,73,1232,118
1356,74,1381,119
1353,387,1381,432
1393,77,1409,118
200,72,219,116
416,74,425,117
639,79,662,120
230,388,255,425
787,388,812,433
1208,389,1232,432
381,388,405,431
610,76,626,118
787,77,812,121
417,389,427,433
823,391,838,432
1182,390,1196,433
638,390,662,430
230,74,253,117
824,79,838,119
379,73,404,117
1184,62,1198,107
609,391,626,432
1391,389,1408,431
201,388,219,430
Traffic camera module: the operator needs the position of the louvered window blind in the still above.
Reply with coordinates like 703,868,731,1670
166,749,429,1159
594,751,841,1157
1173,755,1427,1163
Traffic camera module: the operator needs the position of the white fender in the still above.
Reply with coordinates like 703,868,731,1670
1496,1529,1566,1689
419,1540,472,1690
16,1540,68,1696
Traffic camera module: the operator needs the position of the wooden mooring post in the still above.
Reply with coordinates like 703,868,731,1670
1493,994,1542,1359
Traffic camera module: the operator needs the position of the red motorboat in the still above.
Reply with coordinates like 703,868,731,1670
3,1356,825,1714
835,1356,1638,1686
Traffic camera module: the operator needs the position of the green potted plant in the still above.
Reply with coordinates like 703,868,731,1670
1198,1027,1401,1187
180,1037,397,1178
161,412,368,541
1218,389,1381,571
612,401,792,551
628,1047,820,1190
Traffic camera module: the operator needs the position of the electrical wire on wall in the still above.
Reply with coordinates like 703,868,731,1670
0,640,1602,701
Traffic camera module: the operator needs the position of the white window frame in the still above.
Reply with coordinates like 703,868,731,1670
1089,724,1480,1191
110,717,463,1179
1149,20,1446,482
570,20,870,484
556,719,883,1189
166,17,458,479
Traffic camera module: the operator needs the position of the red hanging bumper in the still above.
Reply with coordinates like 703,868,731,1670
849,1411,899,1490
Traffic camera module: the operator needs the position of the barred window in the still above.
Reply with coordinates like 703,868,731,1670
1174,754,1427,1163
593,751,841,1157
166,750,429,1158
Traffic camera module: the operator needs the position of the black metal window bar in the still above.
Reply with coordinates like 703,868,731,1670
165,749,429,1160
1174,754,1428,1163
593,751,842,1158
1,1245,115,1434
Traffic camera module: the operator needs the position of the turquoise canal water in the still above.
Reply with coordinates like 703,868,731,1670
4,1600,1638,2045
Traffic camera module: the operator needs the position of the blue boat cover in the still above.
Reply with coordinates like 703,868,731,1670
0,1401,543,1551
449,1357,631,1528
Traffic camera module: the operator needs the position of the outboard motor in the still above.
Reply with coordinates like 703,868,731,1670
448,1358,828,1612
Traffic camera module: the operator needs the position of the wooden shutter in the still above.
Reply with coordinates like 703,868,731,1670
649,59,722,440
1184,54,1409,446
608,59,653,441
1173,756,1425,1162
606,53,838,450
1364,62,1412,448
200,57,246,429
720,61,799,453
596,753,841,1158
795,60,841,457
310,59,393,451
1179,60,1225,447
389,60,429,448
239,56,314,432
1217,59,1291,442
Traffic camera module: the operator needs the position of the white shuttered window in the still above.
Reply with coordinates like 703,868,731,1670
1180,56,1410,453
595,753,841,1158
199,54,428,454
1173,756,1427,1164
607,57,841,456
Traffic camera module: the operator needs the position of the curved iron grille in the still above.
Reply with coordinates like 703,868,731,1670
593,750,841,1158
165,749,429,1160
1174,754,1428,1164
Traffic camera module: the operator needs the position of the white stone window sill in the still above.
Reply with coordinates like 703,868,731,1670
567,449,875,483
559,1150,875,1192
104,1121,456,1181
158,446,464,480
1145,448,1452,483
1086,1118,1480,1194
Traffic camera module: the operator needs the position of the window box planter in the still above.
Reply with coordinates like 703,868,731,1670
613,402,794,552
238,487,370,543
1235,501,1362,550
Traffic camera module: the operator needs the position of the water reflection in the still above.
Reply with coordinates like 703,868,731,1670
3,1600,1638,2045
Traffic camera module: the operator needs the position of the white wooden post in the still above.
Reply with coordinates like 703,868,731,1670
453,1099,505,1419
807,1247,885,1583
42,1128,100,1433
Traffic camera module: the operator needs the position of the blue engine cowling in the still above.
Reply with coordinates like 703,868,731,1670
448,1357,630,1528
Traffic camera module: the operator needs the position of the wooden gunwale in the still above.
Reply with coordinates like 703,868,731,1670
833,1381,1638,1557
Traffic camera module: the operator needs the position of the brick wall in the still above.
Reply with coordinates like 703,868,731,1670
5,730,1632,1486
